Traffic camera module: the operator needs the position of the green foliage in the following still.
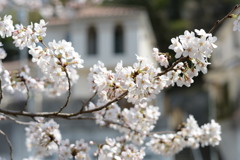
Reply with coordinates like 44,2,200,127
28,11,42,23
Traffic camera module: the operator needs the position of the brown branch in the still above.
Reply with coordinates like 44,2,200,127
70,115,131,129
0,79,2,104
70,116,175,139
81,91,128,114
40,41,48,49
0,91,128,119
5,115,31,125
0,130,13,160
148,131,175,135
209,4,240,33
22,80,29,112
56,69,72,114
78,91,97,114
0,108,70,118
157,57,189,77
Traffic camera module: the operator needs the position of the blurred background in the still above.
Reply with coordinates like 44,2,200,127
0,0,239,159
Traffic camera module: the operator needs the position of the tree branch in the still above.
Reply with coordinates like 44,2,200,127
22,80,29,112
5,115,31,125
80,91,128,114
0,90,127,118
78,91,97,114
209,4,240,33
0,79,2,104
56,69,72,114
157,57,189,77
0,130,13,160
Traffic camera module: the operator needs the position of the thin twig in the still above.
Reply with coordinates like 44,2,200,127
157,57,189,77
56,69,72,113
79,91,97,114
81,91,128,114
209,4,240,33
40,41,48,49
148,131,175,135
0,108,70,118
22,80,30,112
0,130,13,160
5,115,31,125
0,91,127,118
0,79,2,104
70,116,175,138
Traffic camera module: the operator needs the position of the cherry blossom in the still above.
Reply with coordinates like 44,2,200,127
25,119,61,158
58,139,91,160
0,11,233,159
12,19,48,49
233,15,240,32
97,137,146,160
147,115,221,156
152,48,169,68
0,15,14,38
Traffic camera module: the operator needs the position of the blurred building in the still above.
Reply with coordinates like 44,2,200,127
44,5,156,99
205,18,240,160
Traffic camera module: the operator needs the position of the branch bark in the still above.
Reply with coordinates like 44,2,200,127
0,130,13,160
56,69,72,114
209,4,240,33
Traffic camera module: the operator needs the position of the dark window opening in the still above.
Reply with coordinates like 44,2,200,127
87,26,97,55
114,24,124,54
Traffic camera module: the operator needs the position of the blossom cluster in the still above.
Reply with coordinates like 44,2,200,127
233,14,240,32
88,56,167,104
89,102,160,145
89,102,221,158
28,39,84,96
0,15,84,96
87,29,218,105
1,65,44,93
25,118,61,158
0,42,6,60
167,29,217,86
25,118,92,160
0,15,14,38
0,13,229,159
97,137,145,160
152,48,169,68
58,139,91,160
147,115,221,156
12,19,47,49
0,42,6,73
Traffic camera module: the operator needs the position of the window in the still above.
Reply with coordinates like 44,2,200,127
87,25,97,55
114,24,124,54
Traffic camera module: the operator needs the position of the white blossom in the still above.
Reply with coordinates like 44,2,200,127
97,137,145,160
25,119,61,158
147,115,221,156
0,15,14,38
233,15,240,32
58,139,91,160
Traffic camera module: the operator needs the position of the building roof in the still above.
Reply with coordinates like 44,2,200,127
76,6,144,18
47,5,145,26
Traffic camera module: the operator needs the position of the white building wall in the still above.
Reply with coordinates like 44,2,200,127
98,20,114,67
45,25,68,43
137,14,156,65
124,18,138,65
70,20,87,63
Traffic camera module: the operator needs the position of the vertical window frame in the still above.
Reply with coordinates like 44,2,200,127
114,24,124,55
87,25,97,56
